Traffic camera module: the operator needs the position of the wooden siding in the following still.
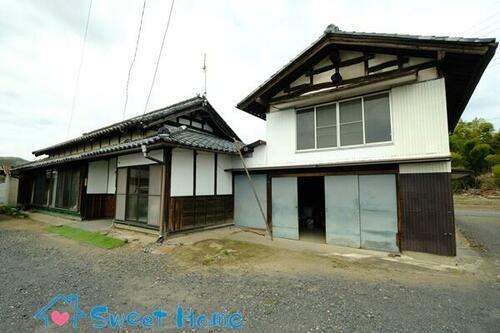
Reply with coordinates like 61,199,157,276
168,195,233,232
82,194,116,219
399,172,456,256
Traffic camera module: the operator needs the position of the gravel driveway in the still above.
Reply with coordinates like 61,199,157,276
1,216,499,332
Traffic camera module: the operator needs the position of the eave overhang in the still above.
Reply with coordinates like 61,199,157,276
237,28,498,131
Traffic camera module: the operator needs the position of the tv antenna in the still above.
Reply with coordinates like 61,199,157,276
202,53,207,96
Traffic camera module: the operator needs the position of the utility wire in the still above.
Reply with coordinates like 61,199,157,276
122,0,147,120
460,9,500,35
142,0,175,115
66,0,93,138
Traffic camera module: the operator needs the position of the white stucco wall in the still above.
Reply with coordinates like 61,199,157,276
87,158,117,194
196,152,215,196
107,158,117,194
117,150,163,168
237,78,449,169
217,154,233,195
87,160,109,194
171,148,194,196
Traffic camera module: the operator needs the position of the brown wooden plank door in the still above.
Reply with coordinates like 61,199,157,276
399,173,456,256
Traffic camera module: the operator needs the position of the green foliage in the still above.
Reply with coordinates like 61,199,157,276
450,119,500,192
485,154,500,166
493,165,500,188
468,143,492,175
0,205,27,218
450,118,499,176
450,152,465,168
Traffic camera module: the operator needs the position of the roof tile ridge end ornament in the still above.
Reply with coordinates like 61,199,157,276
324,24,341,35
158,125,188,140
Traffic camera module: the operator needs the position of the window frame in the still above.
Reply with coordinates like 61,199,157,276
295,91,393,152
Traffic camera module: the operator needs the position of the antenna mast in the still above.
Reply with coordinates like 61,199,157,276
202,53,207,96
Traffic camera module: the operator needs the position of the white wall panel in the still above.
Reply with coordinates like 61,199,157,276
238,78,449,170
117,150,163,168
171,149,194,196
196,152,215,196
392,78,449,158
107,158,117,194
399,161,451,174
87,160,109,194
217,154,233,195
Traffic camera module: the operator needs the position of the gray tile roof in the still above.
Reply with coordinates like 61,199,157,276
15,126,240,171
32,96,207,156
323,24,496,44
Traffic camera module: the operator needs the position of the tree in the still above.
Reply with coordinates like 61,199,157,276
449,118,499,176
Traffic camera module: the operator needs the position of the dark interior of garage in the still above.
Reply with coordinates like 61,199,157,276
298,176,325,243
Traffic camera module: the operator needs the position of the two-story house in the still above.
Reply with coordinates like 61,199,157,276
231,25,497,256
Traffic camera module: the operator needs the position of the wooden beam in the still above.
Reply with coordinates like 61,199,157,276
214,153,218,196
306,54,375,77
271,60,436,103
368,57,409,73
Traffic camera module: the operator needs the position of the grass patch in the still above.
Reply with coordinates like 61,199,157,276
47,225,125,249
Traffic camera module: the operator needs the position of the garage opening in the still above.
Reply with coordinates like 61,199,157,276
298,176,325,243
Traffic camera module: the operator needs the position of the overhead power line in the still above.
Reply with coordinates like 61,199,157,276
142,0,176,115
66,0,93,138
122,0,148,120
461,9,500,35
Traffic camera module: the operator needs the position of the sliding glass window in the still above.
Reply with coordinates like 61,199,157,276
296,92,391,150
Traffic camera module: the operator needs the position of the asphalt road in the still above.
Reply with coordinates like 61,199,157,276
1,217,499,332
455,209,500,269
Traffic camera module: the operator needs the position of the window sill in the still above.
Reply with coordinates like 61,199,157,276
295,141,394,154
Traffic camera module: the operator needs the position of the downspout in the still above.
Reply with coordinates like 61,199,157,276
141,144,166,243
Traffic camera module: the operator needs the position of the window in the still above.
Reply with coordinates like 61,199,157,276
339,99,363,146
316,104,337,148
364,93,391,143
56,167,80,210
296,92,391,150
296,108,315,150
125,166,149,223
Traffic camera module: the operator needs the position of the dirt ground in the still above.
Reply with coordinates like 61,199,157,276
1,214,500,332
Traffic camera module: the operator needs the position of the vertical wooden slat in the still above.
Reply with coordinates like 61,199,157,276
399,172,456,256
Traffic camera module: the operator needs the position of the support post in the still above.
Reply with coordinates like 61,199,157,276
234,139,272,240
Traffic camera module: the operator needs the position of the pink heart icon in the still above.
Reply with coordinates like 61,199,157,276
50,311,70,326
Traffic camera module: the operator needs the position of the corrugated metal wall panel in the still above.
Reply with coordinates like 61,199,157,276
359,175,398,252
325,175,361,247
399,172,456,256
271,177,299,240
392,78,450,158
234,174,267,229
399,161,451,174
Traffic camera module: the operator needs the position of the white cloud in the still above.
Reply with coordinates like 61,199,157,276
0,0,499,160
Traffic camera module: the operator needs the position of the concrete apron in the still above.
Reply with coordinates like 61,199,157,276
164,226,484,274
26,211,113,233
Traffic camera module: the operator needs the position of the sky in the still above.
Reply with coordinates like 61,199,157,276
0,0,499,160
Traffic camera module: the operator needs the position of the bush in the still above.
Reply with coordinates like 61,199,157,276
477,174,497,191
0,205,27,218
493,165,500,188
